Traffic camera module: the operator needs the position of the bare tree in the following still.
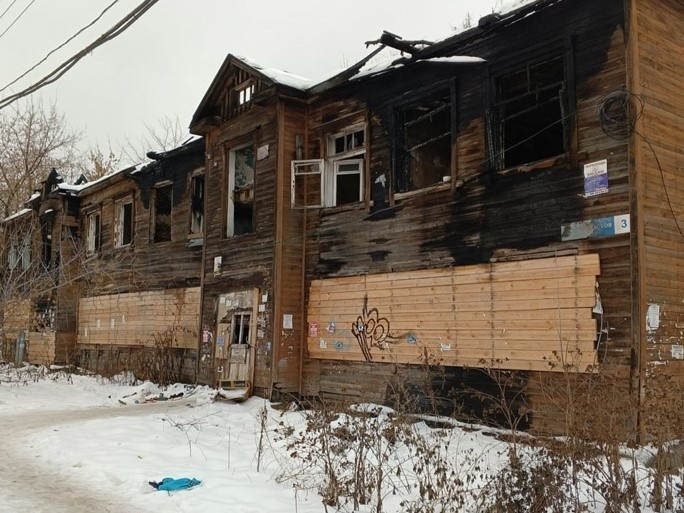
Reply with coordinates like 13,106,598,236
80,143,122,181
0,98,82,219
121,114,189,165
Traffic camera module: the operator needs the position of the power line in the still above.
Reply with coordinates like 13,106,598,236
0,0,159,110
0,0,18,25
0,0,121,95
0,0,36,41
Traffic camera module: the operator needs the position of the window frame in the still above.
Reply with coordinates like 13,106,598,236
291,159,324,209
226,144,256,237
86,210,101,255
487,39,575,173
151,182,173,244
331,159,364,207
392,83,455,195
189,171,205,238
8,232,30,271
114,197,134,248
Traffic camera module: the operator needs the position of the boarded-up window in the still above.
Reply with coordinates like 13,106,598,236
291,160,324,208
190,174,204,236
153,184,172,243
491,54,566,169
87,212,101,254
115,198,133,247
395,91,452,193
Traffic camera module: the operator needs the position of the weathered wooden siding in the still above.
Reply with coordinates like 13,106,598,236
79,144,204,297
272,102,307,395
199,99,278,390
77,287,200,348
631,0,684,372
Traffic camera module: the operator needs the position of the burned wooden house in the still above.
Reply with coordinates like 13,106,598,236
191,0,684,432
75,138,205,380
0,169,82,364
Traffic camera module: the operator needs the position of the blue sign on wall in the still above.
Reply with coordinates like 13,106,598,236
561,214,630,241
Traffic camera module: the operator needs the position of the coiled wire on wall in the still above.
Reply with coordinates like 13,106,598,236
597,89,644,140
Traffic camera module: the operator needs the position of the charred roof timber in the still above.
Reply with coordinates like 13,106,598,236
367,31,433,55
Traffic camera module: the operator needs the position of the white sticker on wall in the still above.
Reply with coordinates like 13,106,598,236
647,304,660,333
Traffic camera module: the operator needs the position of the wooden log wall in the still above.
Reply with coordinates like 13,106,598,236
630,0,684,375
77,287,200,348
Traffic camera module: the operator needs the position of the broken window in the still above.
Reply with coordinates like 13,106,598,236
291,160,324,208
491,53,566,169
41,215,54,267
115,198,133,247
395,91,452,193
333,160,363,205
86,212,101,254
152,184,172,243
8,233,30,271
232,312,251,345
34,298,55,331
227,146,255,236
190,173,205,236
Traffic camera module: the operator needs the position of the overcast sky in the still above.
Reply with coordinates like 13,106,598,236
0,0,508,162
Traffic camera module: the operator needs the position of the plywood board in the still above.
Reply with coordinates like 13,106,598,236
307,255,599,372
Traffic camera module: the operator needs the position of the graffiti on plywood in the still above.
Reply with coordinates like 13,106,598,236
351,295,393,361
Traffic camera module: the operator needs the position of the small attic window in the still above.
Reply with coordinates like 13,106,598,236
238,82,254,105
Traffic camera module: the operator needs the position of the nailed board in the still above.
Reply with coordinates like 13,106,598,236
306,254,599,372
77,287,200,349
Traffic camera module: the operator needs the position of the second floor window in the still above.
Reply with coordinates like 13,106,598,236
86,212,101,254
8,233,30,271
152,184,172,243
491,53,567,169
395,91,452,193
227,145,255,236
190,173,204,236
115,198,133,247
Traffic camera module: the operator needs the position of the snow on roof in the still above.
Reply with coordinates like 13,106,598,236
3,208,32,223
59,163,142,194
236,55,313,90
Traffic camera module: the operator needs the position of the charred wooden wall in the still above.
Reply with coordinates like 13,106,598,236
300,0,632,432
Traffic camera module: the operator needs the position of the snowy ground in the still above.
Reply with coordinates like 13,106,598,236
0,364,675,512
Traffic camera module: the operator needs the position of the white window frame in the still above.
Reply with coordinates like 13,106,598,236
237,82,254,106
86,211,101,254
114,197,133,248
291,159,324,208
327,124,365,158
331,159,364,206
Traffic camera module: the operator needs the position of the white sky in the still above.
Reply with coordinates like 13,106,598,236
0,0,506,157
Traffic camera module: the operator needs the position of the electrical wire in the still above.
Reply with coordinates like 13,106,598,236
0,0,36,42
0,0,18,25
0,0,159,110
0,0,121,95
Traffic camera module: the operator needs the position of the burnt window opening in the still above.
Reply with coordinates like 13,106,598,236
228,146,255,236
190,174,205,236
395,91,452,193
115,198,133,247
41,216,53,267
491,54,567,170
152,184,173,243
34,298,55,331
87,212,101,254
